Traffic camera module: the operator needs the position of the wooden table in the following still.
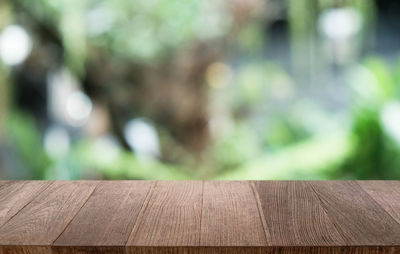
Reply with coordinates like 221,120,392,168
0,181,399,253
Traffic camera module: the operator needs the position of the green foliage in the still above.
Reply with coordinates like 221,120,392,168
74,139,190,180
212,123,261,171
342,55,400,179
2,0,399,181
5,112,51,179
263,117,310,150
3,111,192,180
342,108,400,179
19,0,230,69
364,57,396,101
237,22,265,54
219,131,350,180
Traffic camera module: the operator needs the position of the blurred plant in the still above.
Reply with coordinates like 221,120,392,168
342,56,400,179
74,137,191,179
344,108,400,179
218,131,350,180
0,69,7,137
1,0,400,181
2,0,265,171
4,112,51,179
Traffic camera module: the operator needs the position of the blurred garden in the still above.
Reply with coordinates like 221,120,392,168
0,0,400,180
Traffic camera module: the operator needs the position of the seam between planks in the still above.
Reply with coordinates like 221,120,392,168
125,181,157,246
250,181,271,244
198,180,204,245
100,182,149,244
0,181,29,228
355,181,400,228
0,181,54,231
52,181,100,245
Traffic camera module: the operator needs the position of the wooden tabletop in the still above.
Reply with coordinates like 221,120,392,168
0,181,399,254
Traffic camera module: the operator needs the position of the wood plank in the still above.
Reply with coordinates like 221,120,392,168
126,181,202,249
262,247,399,254
126,247,261,254
253,181,345,246
0,181,97,248
123,246,399,254
53,181,153,252
200,181,266,246
52,246,124,254
0,181,51,228
358,180,400,224
0,246,51,254
0,180,399,254
310,181,400,245
3,246,398,254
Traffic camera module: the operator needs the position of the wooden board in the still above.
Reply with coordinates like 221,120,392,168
0,181,51,228
358,180,400,224
200,181,266,246
0,181,97,247
53,181,153,253
0,180,399,254
126,181,203,248
309,181,400,245
253,181,345,246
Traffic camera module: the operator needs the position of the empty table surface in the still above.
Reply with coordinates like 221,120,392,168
0,181,399,253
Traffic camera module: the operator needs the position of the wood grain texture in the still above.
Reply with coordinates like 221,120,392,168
53,181,153,250
0,181,51,228
259,247,400,254
126,247,261,254
253,181,345,246
358,180,400,224
52,246,124,254
200,181,266,246
124,246,400,254
0,181,97,246
310,181,400,245
126,181,202,247
0,180,399,254
1,246,398,254
0,246,51,254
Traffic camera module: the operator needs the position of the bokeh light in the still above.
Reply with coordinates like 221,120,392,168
0,25,32,66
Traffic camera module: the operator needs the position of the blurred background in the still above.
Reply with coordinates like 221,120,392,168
0,0,399,180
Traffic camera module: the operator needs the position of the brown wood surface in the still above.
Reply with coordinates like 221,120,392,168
309,181,400,246
0,180,399,254
253,181,346,246
126,181,203,247
53,181,153,250
0,181,51,228
358,180,400,224
200,181,266,246
0,181,97,246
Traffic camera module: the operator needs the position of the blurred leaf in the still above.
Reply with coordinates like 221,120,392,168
236,63,266,103
364,57,395,100
5,112,51,179
60,0,87,77
74,139,191,179
218,131,350,180
212,123,261,171
237,22,264,53
393,55,400,90
343,108,400,179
